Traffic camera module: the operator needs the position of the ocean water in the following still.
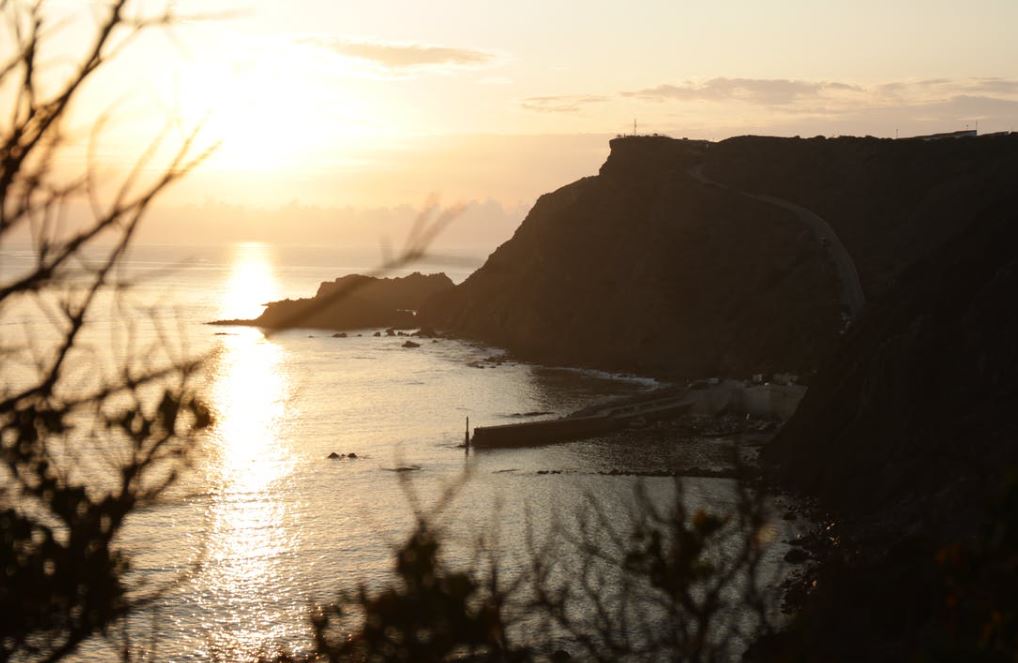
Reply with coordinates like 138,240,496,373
1,242,794,660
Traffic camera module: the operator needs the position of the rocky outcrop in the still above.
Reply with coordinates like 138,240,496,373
312,272,454,312
213,272,454,331
420,135,841,378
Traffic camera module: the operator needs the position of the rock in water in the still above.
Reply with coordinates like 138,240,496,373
402,340,421,348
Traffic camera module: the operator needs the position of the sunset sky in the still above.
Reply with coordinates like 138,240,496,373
15,0,1018,246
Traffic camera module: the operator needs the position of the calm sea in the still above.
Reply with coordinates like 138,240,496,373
1,242,794,660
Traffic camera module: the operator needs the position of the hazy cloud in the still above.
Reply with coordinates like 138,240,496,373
623,78,863,106
877,77,1018,100
517,76,1018,135
745,94,1018,139
932,94,1018,116
521,95,609,113
616,77,1018,133
623,77,1018,110
968,78,1018,95
306,38,495,70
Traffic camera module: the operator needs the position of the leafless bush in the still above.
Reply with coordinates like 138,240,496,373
2,4,777,662
0,2,216,660
523,479,776,662
263,476,777,663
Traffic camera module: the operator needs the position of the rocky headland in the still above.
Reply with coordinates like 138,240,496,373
211,272,453,331
419,135,842,378
420,133,1018,383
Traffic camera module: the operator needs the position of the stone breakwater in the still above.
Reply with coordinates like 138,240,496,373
471,380,805,449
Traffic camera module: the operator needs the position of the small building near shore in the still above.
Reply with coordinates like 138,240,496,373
907,129,978,141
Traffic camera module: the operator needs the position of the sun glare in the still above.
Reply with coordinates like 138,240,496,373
210,242,290,533
167,38,374,175
203,243,295,651
217,242,282,320
210,241,290,518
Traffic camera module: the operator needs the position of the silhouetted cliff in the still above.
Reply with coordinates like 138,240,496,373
768,191,1018,510
758,192,1018,660
420,136,842,378
422,133,1018,381
704,133,1018,299
215,272,454,331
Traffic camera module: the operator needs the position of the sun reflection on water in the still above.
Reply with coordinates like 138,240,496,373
204,242,295,653
217,242,284,321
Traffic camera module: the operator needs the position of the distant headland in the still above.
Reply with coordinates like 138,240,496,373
210,272,453,331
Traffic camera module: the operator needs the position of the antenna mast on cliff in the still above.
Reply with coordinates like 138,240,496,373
633,118,638,135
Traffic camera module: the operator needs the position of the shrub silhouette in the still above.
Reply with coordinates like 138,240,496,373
262,477,777,663
274,523,524,663
1,1,214,659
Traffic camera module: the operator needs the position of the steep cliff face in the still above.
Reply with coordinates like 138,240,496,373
422,134,1018,381
421,136,841,378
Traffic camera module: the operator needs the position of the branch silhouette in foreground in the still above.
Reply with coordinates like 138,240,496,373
2,4,778,662
258,475,777,663
0,2,214,660
0,3,463,660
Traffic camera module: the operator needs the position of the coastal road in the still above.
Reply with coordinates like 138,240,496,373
688,164,866,321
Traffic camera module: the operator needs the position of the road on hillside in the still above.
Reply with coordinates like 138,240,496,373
688,164,866,321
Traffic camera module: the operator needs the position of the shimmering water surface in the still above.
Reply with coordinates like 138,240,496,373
1,243,794,660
